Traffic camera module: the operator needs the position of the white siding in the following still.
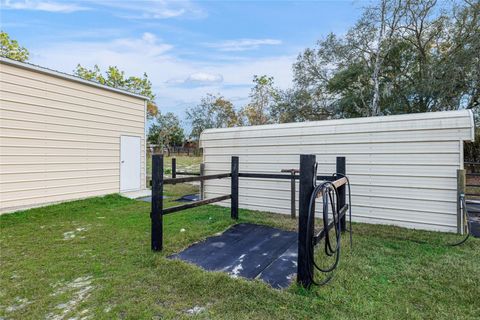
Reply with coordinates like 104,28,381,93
200,110,475,232
0,59,147,213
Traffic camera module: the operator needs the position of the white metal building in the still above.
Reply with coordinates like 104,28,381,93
200,110,475,232
0,57,148,213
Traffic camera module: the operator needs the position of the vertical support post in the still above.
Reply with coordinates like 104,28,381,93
457,169,466,234
200,163,205,200
297,154,316,288
290,171,296,219
171,157,176,179
336,157,346,232
231,156,239,220
151,154,164,251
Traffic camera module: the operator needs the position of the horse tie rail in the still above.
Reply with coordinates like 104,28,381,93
297,155,351,287
150,155,238,251
150,154,351,288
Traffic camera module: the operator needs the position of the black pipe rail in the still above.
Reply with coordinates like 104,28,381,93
176,171,201,176
238,172,335,181
151,155,238,251
281,169,298,219
163,195,232,215
151,153,349,289
164,173,231,185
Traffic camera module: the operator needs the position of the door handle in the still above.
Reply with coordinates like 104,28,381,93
121,160,125,163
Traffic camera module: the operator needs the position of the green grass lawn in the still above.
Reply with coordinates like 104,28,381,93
1,187,479,319
146,155,203,176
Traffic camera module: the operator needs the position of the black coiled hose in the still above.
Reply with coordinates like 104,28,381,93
304,173,353,286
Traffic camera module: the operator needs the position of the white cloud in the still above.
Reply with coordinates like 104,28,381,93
2,0,89,13
187,72,223,84
96,0,205,20
168,72,224,86
152,8,186,19
2,0,205,19
29,33,294,120
205,39,283,52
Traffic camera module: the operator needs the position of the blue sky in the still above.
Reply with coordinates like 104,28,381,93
1,0,364,127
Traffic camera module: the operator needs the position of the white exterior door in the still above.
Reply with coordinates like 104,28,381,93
120,135,141,192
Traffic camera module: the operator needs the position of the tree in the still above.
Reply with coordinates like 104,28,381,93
241,75,278,125
74,64,158,119
293,0,480,119
293,33,359,118
186,94,240,141
147,112,185,153
0,31,29,62
368,0,403,115
464,105,479,163
270,88,331,123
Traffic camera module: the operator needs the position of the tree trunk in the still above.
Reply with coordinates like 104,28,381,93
371,0,387,116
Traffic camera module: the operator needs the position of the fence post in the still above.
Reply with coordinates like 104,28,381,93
457,169,466,234
200,163,205,200
151,154,164,251
297,154,316,288
171,157,176,179
231,156,239,220
291,171,296,219
336,157,346,232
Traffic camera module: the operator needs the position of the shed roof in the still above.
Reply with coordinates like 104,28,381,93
201,109,475,142
0,57,149,100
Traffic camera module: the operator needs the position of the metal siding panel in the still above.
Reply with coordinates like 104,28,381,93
0,62,146,213
204,153,460,165
201,128,473,147
1,90,145,123
2,101,145,129
201,117,470,141
202,111,474,232
0,59,148,100
202,141,462,156
0,70,145,108
201,109,472,136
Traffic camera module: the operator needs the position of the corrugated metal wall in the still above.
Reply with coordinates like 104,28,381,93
200,110,475,232
0,60,146,213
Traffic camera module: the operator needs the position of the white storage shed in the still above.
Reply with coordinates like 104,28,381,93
200,110,475,232
0,57,148,213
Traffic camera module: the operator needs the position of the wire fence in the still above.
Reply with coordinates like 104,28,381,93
465,162,480,199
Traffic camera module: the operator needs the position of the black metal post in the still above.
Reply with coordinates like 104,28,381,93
151,154,164,251
171,157,176,179
297,154,316,288
336,157,346,232
231,156,239,220
291,171,296,219
457,169,465,234
200,163,205,200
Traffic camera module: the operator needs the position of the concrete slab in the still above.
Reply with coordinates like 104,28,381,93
136,196,169,202
121,189,151,199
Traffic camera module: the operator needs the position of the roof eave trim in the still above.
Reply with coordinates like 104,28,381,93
0,57,149,100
